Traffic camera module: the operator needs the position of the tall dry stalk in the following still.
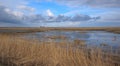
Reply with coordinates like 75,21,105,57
0,34,117,66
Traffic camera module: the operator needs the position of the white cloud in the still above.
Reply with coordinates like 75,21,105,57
67,22,81,26
12,11,24,18
46,9,54,17
0,0,35,16
4,8,24,18
4,8,11,13
17,5,35,12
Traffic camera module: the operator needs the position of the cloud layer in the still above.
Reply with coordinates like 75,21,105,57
17,5,35,12
23,14,99,23
0,5,100,24
55,0,120,7
0,0,120,27
0,6,22,24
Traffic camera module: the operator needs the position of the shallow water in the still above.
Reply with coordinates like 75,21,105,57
26,31,120,48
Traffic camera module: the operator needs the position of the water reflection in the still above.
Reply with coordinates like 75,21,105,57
27,31,120,48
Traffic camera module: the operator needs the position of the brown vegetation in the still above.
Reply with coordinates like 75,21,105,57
0,27,120,34
0,34,119,66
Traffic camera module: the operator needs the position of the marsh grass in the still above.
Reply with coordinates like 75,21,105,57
0,27,120,34
0,34,119,66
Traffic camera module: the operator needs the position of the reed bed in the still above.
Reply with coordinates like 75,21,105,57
0,34,119,66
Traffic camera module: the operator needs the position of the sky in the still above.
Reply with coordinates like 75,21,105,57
0,0,120,27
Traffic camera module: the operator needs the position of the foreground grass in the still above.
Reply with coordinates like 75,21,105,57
0,34,119,66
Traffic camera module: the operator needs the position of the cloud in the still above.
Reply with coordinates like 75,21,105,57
23,14,46,23
0,0,36,16
46,9,54,17
0,4,100,25
27,14,100,23
96,11,120,22
53,14,100,22
55,15,71,22
4,8,24,18
17,5,35,12
71,14,92,21
0,5,22,24
55,0,120,8
0,0,28,9
0,4,101,27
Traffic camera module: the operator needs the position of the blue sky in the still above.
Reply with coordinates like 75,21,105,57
0,0,120,27
28,1,70,15
28,1,110,16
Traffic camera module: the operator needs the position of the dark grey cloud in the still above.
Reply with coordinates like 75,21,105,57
93,16,101,21
54,14,100,22
25,14,99,23
55,0,120,8
0,6,22,24
71,14,92,21
55,15,71,22
23,14,46,23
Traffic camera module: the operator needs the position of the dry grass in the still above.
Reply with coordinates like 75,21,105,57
0,27,120,34
0,34,119,66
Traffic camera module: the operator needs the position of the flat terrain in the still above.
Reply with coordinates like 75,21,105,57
0,27,120,34
0,34,120,66
0,27,120,66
